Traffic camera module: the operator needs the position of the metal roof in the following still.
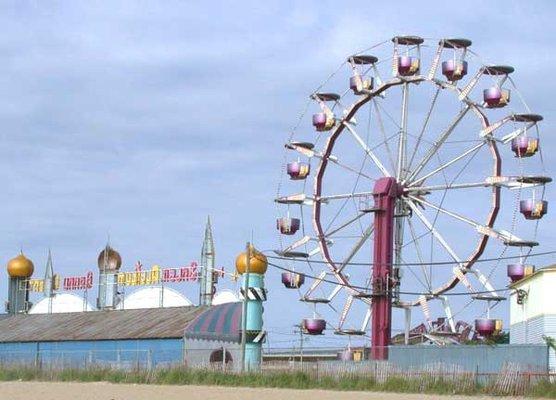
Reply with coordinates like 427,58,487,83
184,302,241,343
0,306,206,343
510,264,556,288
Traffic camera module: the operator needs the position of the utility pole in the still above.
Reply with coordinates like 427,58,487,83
240,242,251,372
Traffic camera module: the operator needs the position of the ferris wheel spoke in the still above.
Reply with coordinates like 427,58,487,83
398,251,430,292
397,83,409,181
404,105,471,185
342,122,391,177
405,180,496,193
407,195,481,228
406,217,432,291
405,199,464,267
407,86,441,175
372,99,397,172
408,141,486,187
337,224,374,272
324,212,370,237
328,157,376,181
319,191,374,202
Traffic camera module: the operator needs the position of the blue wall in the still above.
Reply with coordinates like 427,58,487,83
0,339,184,369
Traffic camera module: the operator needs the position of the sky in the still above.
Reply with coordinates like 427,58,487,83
0,0,555,348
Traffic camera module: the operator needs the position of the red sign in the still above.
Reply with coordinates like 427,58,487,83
162,262,198,283
63,271,94,291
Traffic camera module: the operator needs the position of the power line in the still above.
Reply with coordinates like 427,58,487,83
264,258,512,297
263,249,556,267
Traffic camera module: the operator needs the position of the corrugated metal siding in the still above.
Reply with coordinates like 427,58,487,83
511,321,526,344
0,306,206,342
0,339,184,368
388,344,548,373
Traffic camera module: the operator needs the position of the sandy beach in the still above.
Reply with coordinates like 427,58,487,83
0,381,528,400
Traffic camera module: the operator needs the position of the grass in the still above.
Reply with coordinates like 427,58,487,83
0,366,554,397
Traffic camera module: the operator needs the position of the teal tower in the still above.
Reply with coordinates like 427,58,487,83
235,245,267,371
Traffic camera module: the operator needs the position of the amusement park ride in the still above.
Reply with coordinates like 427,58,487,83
274,36,551,359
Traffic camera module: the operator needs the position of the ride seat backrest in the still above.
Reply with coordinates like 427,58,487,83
500,89,510,104
410,59,419,73
526,139,538,154
495,320,503,331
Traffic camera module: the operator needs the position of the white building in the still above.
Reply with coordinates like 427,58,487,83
510,265,556,369
29,293,95,314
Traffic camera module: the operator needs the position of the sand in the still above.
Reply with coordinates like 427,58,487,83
0,381,528,400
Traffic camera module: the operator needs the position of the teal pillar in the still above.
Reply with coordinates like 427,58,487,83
241,273,266,371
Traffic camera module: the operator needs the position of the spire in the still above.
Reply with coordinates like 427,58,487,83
199,216,216,306
201,215,215,259
43,249,54,298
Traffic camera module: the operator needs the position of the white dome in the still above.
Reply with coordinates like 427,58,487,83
29,293,94,314
213,289,239,305
117,286,192,310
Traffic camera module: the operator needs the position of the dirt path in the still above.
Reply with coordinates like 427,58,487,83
0,381,528,400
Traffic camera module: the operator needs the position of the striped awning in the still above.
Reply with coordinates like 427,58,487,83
184,302,242,343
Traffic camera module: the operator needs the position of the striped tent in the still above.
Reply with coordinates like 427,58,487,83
184,302,242,343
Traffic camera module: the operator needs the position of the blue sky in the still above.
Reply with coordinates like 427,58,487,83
1,1,555,347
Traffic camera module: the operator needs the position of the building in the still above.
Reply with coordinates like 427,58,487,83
510,265,556,344
0,218,261,370
509,265,556,370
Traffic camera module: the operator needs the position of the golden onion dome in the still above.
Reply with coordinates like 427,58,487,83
7,253,34,278
235,245,268,275
97,246,122,271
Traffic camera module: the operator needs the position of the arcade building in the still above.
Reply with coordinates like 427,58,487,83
0,219,268,371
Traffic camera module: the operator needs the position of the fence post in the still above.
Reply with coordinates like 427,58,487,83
147,349,152,371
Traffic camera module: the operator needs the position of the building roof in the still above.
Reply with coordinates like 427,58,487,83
0,306,206,343
184,302,242,343
510,264,556,288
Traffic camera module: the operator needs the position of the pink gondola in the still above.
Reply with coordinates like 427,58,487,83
276,217,300,235
281,272,305,289
312,112,335,131
397,55,420,76
511,137,539,158
520,199,548,220
474,318,502,337
441,60,468,81
302,318,326,335
483,87,510,108
287,161,310,180
507,264,535,283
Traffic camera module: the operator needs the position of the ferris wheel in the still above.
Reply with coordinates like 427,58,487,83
274,36,550,358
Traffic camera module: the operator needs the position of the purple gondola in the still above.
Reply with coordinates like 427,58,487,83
441,60,468,81
276,217,300,235
397,55,420,76
281,272,305,289
475,318,502,337
302,318,326,335
483,87,510,108
312,112,335,132
507,264,535,283
511,137,539,158
520,199,548,220
287,161,310,180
